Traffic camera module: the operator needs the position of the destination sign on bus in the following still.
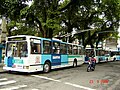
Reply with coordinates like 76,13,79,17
8,37,26,41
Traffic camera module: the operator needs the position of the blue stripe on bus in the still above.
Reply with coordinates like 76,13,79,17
41,54,68,66
116,56,120,60
51,54,61,66
61,55,68,65
101,56,106,60
41,54,51,64
7,57,14,67
4,57,8,65
98,56,106,61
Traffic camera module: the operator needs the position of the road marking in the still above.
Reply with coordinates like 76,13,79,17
0,78,8,81
0,80,16,86
107,78,120,90
65,82,96,90
32,75,61,82
0,85,27,90
32,75,96,90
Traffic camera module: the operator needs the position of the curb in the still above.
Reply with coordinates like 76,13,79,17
0,63,4,67
0,63,7,73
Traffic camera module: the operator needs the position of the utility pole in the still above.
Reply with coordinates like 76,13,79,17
1,17,7,44
0,17,7,63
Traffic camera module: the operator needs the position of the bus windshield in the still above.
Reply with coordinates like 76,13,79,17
96,50,105,56
6,41,28,57
86,49,94,57
111,51,120,57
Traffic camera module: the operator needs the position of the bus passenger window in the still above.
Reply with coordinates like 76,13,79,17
43,40,51,54
73,45,78,55
68,44,72,55
30,39,41,54
60,43,67,54
52,42,60,54
31,43,41,54
78,46,83,55
44,47,48,53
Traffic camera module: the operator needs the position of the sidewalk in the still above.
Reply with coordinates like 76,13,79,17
0,63,4,67
0,63,6,73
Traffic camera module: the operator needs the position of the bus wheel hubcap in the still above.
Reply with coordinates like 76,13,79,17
44,64,49,72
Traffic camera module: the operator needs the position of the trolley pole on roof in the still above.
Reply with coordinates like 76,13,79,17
96,30,117,35
60,29,95,37
55,28,96,43
95,30,118,49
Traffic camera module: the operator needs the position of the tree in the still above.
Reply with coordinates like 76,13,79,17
20,0,62,38
61,0,120,48
0,0,28,36
0,0,120,48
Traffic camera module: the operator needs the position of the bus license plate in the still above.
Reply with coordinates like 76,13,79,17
17,65,23,69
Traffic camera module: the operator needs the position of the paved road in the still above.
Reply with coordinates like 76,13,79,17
0,61,120,90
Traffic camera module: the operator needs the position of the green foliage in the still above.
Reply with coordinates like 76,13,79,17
0,0,120,48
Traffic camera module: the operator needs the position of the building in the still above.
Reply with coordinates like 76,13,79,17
103,37,118,51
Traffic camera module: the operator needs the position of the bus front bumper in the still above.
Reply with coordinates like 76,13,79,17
3,66,43,73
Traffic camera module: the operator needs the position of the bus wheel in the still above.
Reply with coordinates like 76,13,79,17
98,58,100,63
73,59,77,67
8,70,12,73
106,58,108,62
43,62,51,73
113,58,116,61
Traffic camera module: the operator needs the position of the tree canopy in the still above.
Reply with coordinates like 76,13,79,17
0,0,120,48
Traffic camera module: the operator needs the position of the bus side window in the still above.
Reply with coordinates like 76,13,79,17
30,41,41,54
73,45,78,55
52,41,60,54
44,46,51,54
43,40,51,54
79,46,83,55
68,44,72,55
44,46,48,53
60,43,67,54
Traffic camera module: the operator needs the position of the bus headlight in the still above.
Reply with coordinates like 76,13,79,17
23,66,29,69
12,64,16,68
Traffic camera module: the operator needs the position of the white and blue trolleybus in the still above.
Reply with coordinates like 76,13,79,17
3,35,85,73
110,50,120,61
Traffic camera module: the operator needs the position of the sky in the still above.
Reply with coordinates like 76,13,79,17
118,26,120,33
0,19,2,24
25,0,33,7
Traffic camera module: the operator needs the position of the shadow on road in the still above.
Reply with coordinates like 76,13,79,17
1,61,119,76
2,65,83,76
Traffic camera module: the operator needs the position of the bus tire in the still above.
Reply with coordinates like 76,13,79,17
113,58,116,61
8,70,12,73
73,59,77,67
106,58,108,62
43,62,51,73
98,58,100,63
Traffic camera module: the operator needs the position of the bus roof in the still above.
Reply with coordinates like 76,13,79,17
7,35,51,41
7,35,83,47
